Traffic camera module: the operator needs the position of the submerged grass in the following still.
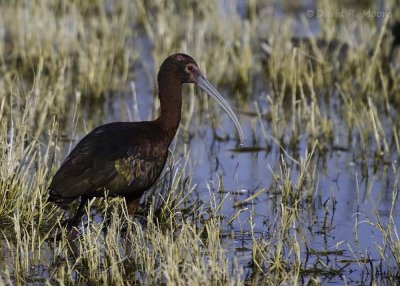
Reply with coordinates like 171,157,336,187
0,0,399,284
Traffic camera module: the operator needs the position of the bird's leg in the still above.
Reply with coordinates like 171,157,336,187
126,198,139,216
121,197,140,241
67,197,88,240
126,197,147,227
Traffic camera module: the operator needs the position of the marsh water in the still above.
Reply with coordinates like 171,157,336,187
13,0,398,284
80,79,399,283
95,2,398,284
63,29,399,286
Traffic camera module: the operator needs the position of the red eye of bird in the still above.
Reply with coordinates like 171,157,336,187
187,65,194,71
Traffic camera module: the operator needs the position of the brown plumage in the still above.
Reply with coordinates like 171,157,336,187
48,53,244,238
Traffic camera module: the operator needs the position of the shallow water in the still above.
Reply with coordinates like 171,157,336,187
182,112,399,283
9,0,398,284
67,3,399,284
123,1,399,283
80,68,399,283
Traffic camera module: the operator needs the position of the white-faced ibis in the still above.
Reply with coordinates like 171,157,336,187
48,53,244,237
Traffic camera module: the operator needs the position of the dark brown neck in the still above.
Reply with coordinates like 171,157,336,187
154,72,182,144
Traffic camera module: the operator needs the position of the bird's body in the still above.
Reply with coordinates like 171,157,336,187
48,121,171,207
48,53,244,238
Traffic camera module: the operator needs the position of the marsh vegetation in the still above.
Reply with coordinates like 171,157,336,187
0,0,399,284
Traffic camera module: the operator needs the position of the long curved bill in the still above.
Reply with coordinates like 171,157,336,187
196,74,244,144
